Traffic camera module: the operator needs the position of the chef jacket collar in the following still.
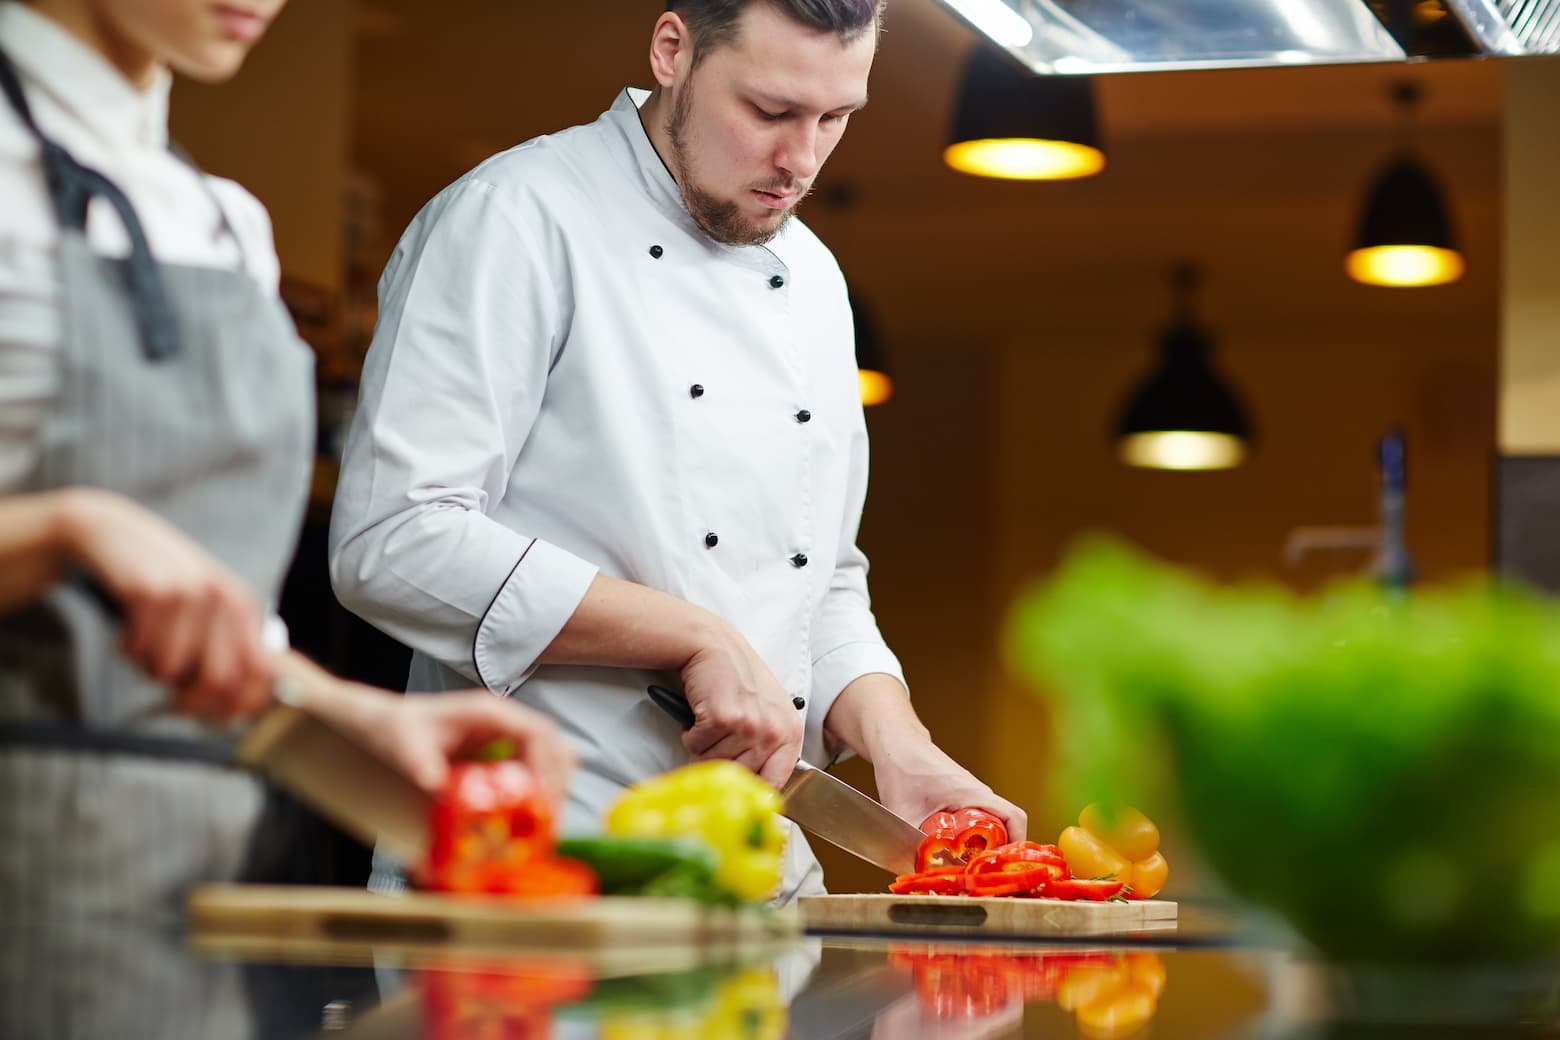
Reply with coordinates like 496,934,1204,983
607,86,792,266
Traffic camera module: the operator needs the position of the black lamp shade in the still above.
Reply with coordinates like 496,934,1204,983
849,292,892,406
1115,325,1251,469
1345,156,1464,287
852,296,884,373
945,47,1103,180
1355,158,1456,251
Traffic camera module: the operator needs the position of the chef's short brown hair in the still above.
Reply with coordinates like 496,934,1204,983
666,0,884,64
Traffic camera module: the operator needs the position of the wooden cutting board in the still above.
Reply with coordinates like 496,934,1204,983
798,894,1177,938
188,884,800,954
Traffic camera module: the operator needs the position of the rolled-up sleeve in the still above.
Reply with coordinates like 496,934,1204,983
328,178,598,692
804,421,906,763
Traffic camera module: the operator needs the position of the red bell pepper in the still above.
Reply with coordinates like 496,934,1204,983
920,810,958,837
962,845,1063,897
914,834,963,873
985,841,1070,874
964,864,1055,897
895,835,1132,903
1044,877,1126,901
424,758,596,898
951,809,1007,857
916,807,1011,872
889,869,966,895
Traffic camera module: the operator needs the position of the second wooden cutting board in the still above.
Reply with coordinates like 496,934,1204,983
799,893,1177,938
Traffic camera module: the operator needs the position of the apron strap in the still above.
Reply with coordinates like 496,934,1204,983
0,46,181,361
0,720,239,769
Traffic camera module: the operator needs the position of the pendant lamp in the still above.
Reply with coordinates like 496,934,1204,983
1345,82,1464,288
944,45,1104,182
850,292,892,406
1116,266,1251,471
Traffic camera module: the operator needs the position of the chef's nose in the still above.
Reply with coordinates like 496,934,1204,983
777,120,822,182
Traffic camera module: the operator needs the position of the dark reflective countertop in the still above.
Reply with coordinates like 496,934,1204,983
5,899,1559,1038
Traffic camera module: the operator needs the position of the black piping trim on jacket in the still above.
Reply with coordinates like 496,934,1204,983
472,539,536,691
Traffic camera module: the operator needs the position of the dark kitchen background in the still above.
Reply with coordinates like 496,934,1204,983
169,1,1559,895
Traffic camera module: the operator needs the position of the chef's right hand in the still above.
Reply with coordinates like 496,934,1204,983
679,620,803,789
58,487,273,720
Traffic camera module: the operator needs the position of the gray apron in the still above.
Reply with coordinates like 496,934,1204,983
0,47,315,919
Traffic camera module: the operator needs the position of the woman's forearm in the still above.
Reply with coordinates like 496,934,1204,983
0,490,77,613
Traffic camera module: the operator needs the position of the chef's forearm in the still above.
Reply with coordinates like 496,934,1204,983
822,671,924,764
538,572,723,670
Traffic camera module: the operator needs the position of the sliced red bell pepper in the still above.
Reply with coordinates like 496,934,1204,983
968,845,1066,881
1044,877,1126,901
491,855,598,899
915,834,964,873
890,870,966,895
991,841,1068,868
961,848,1057,897
952,813,1007,857
964,864,1054,897
897,865,968,880
918,807,1012,869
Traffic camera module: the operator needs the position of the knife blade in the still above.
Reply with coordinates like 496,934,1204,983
646,684,941,875
234,702,432,865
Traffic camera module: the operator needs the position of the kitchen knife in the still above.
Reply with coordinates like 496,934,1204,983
69,570,433,865
646,684,941,876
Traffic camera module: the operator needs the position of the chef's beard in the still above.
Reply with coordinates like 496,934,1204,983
667,80,808,247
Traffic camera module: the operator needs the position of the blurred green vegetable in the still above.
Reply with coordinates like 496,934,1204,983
556,836,722,900
1006,537,1560,964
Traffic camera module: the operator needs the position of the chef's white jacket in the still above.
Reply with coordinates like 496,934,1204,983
329,87,906,896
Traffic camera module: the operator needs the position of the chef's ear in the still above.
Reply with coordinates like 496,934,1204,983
649,10,693,89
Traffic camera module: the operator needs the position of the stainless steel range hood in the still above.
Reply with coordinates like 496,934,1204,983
936,0,1558,74
1445,0,1560,54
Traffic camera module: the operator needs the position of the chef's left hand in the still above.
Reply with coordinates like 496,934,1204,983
825,674,1027,844
823,676,1029,848
871,737,1027,845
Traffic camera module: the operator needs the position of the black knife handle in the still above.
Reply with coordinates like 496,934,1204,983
647,685,806,731
647,685,696,729
69,568,123,622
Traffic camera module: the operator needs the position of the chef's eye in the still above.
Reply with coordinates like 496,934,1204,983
754,106,784,122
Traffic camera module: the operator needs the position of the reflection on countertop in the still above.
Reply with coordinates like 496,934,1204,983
4,901,1560,1038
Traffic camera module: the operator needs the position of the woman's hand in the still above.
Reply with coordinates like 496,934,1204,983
279,653,575,804
363,691,577,804
57,488,274,720
1,488,274,720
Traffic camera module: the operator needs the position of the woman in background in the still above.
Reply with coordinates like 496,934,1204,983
0,0,573,915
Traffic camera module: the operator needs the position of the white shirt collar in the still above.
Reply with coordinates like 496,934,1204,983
0,4,171,150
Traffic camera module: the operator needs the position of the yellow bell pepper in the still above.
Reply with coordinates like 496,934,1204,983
1060,804,1169,900
605,761,786,902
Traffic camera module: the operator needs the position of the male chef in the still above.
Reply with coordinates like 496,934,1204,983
329,0,1025,898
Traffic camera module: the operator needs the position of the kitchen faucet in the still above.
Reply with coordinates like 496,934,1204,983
1282,428,1416,592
